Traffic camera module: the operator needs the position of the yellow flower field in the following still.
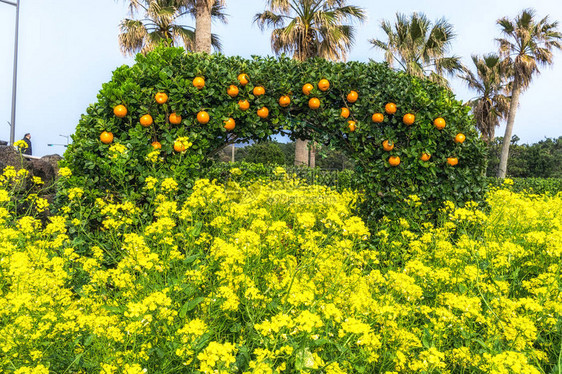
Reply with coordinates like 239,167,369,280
1,169,561,373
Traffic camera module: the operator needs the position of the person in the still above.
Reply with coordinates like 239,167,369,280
22,133,32,155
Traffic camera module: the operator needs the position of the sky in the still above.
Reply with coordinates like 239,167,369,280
0,0,561,157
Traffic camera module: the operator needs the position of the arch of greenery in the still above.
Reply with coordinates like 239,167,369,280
63,47,486,220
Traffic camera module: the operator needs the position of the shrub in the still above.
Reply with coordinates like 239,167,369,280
61,46,486,221
243,142,286,165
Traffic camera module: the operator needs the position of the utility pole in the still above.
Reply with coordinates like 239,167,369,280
231,144,235,162
1,0,20,145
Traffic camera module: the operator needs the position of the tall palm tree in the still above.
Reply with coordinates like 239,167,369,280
459,54,510,144
183,0,227,53
496,9,561,178
255,0,366,166
118,0,226,56
370,12,463,88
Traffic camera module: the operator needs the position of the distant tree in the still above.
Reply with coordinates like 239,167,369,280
316,144,354,169
496,9,561,178
118,0,226,55
276,141,296,165
459,54,510,144
243,142,286,165
370,12,463,87
255,0,366,166
487,136,562,177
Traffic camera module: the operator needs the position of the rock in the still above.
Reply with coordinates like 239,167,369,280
0,146,63,188
41,154,63,178
29,159,56,187
0,145,28,172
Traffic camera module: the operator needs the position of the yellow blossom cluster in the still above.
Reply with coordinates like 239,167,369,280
0,170,561,373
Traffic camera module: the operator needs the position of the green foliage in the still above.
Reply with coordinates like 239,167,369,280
487,136,562,178
62,46,486,221
487,177,562,194
205,162,358,192
243,142,286,165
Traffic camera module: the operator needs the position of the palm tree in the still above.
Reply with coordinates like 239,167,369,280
459,54,510,144
184,0,227,53
118,0,226,56
370,12,463,88
496,9,561,178
255,0,366,166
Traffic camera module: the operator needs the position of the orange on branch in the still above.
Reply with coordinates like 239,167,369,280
197,111,210,124
113,105,127,118
193,77,205,89
100,131,113,144
169,113,182,125
227,85,239,97
372,113,384,123
224,118,235,131
257,107,269,118
385,102,397,115
155,92,168,104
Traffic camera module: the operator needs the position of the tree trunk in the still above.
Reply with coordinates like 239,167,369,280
295,139,309,166
309,142,316,168
498,77,521,178
195,0,212,53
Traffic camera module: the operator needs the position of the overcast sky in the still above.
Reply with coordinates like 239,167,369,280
1,0,561,156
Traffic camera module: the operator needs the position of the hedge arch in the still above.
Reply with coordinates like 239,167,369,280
64,47,486,220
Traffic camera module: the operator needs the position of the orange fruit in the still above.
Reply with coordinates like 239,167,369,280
372,113,384,123
279,95,291,107
193,76,205,89
341,108,350,118
151,141,161,150
455,133,466,143
197,111,210,124
253,86,265,96
224,118,235,131
257,107,269,119
309,98,320,109
385,102,397,115
318,79,330,91
348,120,356,132
113,105,127,118
238,73,249,86
140,114,153,127
227,85,239,97
434,117,446,130
174,140,186,152
389,156,401,167
169,112,182,125
238,100,250,111
382,140,394,151
403,113,415,125
347,90,358,103
155,92,168,104
302,83,313,95
100,131,113,144
447,157,458,166
421,153,431,161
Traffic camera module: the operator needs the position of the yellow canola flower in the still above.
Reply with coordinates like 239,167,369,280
58,167,72,177
197,341,237,373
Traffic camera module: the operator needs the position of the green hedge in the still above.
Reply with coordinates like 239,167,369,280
61,46,486,221
487,177,562,194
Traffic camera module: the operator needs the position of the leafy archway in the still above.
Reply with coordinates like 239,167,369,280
63,47,486,219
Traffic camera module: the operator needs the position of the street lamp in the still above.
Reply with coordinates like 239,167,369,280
59,134,70,145
1,0,20,145
48,134,70,148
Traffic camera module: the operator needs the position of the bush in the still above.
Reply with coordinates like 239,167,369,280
243,142,286,165
487,177,562,194
61,46,486,222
